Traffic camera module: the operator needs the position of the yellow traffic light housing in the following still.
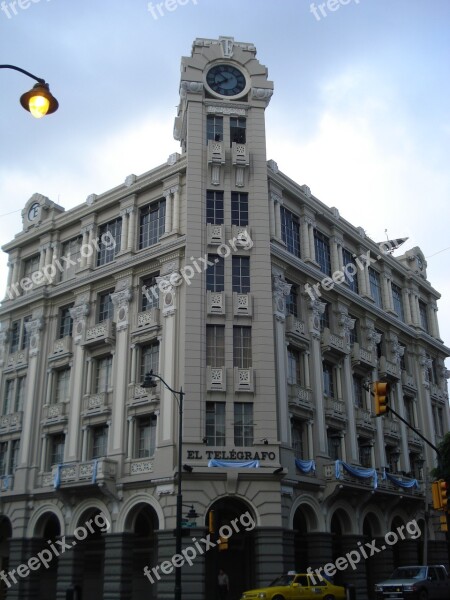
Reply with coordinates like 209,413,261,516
218,536,229,551
440,516,448,532
439,480,448,511
373,382,389,416
432,481,442,509
208,510,215,535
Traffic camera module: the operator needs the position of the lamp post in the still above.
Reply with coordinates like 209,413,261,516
416,454,429,564
141,370,184,600
0,64,59,118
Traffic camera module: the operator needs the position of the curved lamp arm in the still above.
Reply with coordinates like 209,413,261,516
0,64,59,118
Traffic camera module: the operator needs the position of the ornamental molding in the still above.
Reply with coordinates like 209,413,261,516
206,105,247,116
251,87,273,102
180,81,203,97
69,303,90,322
111,288,132,308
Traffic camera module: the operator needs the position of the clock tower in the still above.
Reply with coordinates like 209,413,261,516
170,37,283,597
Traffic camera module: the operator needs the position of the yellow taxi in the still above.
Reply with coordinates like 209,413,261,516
240,572,346,600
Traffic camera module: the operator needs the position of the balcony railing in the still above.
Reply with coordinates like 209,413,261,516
82,320,115,346
234,367,254,392
355,406,375,430
288,385,313,411
233,293,252,317
127,382,159,404
207,291,225,315
401,371,417,391
207,223,224,245
5,348,28,370
383,418,400,437
134,308,160,332
285,315,308,340
321,328,347,355
325,397,346,419
50,336,72,358
42,458,117,488
351,343,374,367
83,392,111,414
0,412,23,432
43,403,68,421
129,458,154,475
379,356,400,379
207,366,226,392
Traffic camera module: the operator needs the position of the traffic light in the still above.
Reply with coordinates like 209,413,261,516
208,510,215,535
432,481,442,509
439,480,448,510
440,516,448,532
373,382,389,416
218,536,229,551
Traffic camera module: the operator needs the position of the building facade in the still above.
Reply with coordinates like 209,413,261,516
0,36,449,600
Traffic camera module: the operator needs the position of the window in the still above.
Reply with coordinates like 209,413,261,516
95,356,113,393
206,190,224,225
2,381,14,415
98,291,114,323
14,377,26,412
206,325,225,367
0,443,7,476
287,348,301,385
327,431,341,460
97,219,122,266
136,415,157,458
342,249,359,293
60,237,81,281
142,274,159,311
404,397,415,427
139,200,166,249
92,426,108,459
353,376,364,408
9,440,20,474
205,402,226,446
391,283,404,321
387,448,399,473
230,117,246,144
323,363,335,398
206,115,223,142
291,421,305,459
10,317,31,353
206,256,224,292
59,306,73,339
231,192,249,226
419,301,428,331
50,434,65,466
320,303,330,332
232,256,250,293
22,255,40,292
349,316,358,345
375,329,383,359
140,343,159,382
399,346,407,371
314,230,331,276
369,268,382,308
233,327,252,368
359,443,372,468
280,206,300,257
234,403,253,446
285,281,298,317
54,368,71,404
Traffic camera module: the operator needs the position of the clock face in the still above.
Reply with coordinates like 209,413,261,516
28,202,40,221
206,64,246,97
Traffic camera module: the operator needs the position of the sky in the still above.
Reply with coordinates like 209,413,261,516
0,0,449,365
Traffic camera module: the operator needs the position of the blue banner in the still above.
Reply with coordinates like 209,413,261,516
54,464,62,489
383,470,419,489
208,459,260,468
335,460,378,489
295,459,316,473
92,459,98,483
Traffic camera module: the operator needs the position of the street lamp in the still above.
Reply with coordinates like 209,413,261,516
415,454,429,564
141,369,184,600
0,64,59,118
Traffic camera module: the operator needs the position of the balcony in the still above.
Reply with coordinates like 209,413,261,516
383,418,400,438
43,403,68,422
129,458,154,476
430,383,446,402
127,382,159,405
233,293,252,317
133,308,160,333
207,139,225,165
285,315,308,342
0,412,22,433
50,336,72,359
234,367,254,392
42,458,117,488
288,385,313,412
5,348,28,370
321,328,347,355
379,356,400,380
231,225,252,248
207,366,226,392
207,223,224,245
407,429,423,448
325,397,346,421
401,371,417,391
82,320,115,347
83,392,111,414
231,142,249,167
207,290,225,315
351,343,374,367
355,407,376,431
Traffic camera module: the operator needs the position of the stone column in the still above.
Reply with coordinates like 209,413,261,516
127,417,134,459
120,209,129,252
272,271,292,444
38,244,47,271
6,538,31,599
307,533,333,570
86,225,96,269
66,301,90,461
81,426,88,462
130,344,137,385
308,221,315,260
40,434,48,472
339,535,368,596
110,286,132,458
163,189,172,235
172,185,180,233
306,298,327,455
339,313,358,462
79,227,89,269
330,234,343,274
274,198,282,240
269,193,276,238
300,217,311,259
254,528,284,587
430,302,441,339
45,368,54,405
127,207,137,252
103,533,135,600
55,536,85,600
403,288,413,324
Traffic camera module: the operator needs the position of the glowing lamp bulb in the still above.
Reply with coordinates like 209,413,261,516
28,94,50,118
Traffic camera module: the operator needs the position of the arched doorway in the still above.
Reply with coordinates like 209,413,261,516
330,510,351,587
0,518,11,600
74,508,106,600
293,510,308,571
33,513,61,599
205,498,255,600
124,503,159,600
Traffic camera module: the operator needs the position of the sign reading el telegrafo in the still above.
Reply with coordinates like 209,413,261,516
186,449,277,461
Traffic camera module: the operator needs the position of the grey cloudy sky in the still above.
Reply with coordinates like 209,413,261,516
1,0,449,363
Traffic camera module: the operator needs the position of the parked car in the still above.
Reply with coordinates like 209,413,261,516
240,572,346,600
374,565,450,600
